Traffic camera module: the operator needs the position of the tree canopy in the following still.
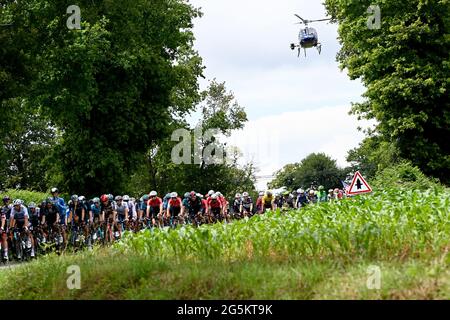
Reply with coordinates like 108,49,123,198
324,0,450,184
269,153,346,191
1,0,204,196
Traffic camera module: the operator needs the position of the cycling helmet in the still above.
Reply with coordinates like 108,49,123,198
190,191,196,198
123,195,130,201
297,189,304,194
328,189,334,193
142,194,149,201
100,194,109,203
216,192,222,197
309,190,315,195
46,197,55,204
13,199,22,206
107,194,114,201
149,191,157,197
259,191,264,196
170,192,178,198
2,196,10,203
196,193,203,199
211,194,218,200
266,191,272,196
235,193,241,198
184,192,190,199
318,185,324,191
334,188,339,193
208,190,215,196
242,192,249,197
28,202,36,209
115,195,123,201
71,195,79,202
51,187,58,193
78,196,86,201
93,197,100,204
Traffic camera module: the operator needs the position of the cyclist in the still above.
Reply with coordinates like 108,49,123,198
138,194,149,222
281,191,295,210
207,193,223,222
9,199,35,258
166,192,182,226
216,192,230,221
328,189,335,202
160,193,170,225
41,198,62,246
296,189,308,208
307,189,317,204
232,193,242,218
123,195,137,221
181,191,203,225
198,193,207,217
273,193,283,210
317,186,327,203
114,196,128,237
68,195,85,226
240,192,253,217
68,195,87,247
89,197,102,225
255,191,264,214
1,196,12,260
100,194,117,243
50,187,67,226
146,191,163,227
262,191,274,212
28,202,41,232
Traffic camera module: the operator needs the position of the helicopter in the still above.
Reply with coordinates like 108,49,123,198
290,14,331,57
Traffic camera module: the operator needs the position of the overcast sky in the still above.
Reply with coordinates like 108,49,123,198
188,0,373,189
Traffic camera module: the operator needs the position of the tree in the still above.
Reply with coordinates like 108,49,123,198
324,0,450,184
346,135,401,179
127,80,255,199
2,0,204,197
269,153,345,190
0,99,58,191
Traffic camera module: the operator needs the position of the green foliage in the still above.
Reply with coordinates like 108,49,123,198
126,79,255,198
324,0,450,184
1,185,449,299
1,0,204,197
269,153,345,190
373,162,440,191
0,189,49,205
346,135,401,179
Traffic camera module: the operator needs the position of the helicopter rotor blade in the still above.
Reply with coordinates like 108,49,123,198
306,18,332,23
294,14,308,24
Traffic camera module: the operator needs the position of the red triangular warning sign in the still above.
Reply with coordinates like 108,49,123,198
347,171,372,195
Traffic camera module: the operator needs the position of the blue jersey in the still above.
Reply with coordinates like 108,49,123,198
52,196,67,224
90,204,101,216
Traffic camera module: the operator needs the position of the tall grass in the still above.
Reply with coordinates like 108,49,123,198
115,186,450,263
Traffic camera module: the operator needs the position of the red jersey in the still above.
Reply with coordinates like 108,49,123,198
256,196,263,209
168,197,182,208
218,196,227,207
147,197,162,208
207,198,222,209
201,199,208,210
